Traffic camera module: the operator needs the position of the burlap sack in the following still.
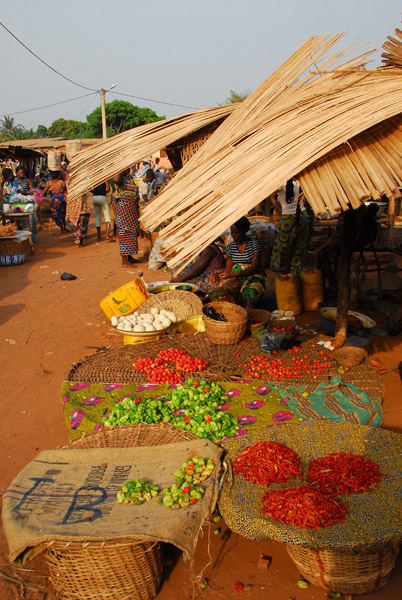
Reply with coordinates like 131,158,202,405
2,439,222,564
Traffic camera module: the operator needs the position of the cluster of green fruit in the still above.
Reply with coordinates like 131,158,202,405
116,479,159,505
103,379,239,442
159,457,216,510
116,457,215,510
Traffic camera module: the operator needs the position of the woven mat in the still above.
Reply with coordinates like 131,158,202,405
67,333,384,400
219,421,402,553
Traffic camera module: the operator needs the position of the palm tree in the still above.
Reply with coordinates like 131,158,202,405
0,115,25,140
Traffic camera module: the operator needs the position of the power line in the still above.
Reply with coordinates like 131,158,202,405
0,21,200,112
0,93,97,118
109,90,200,111
0,21,97,92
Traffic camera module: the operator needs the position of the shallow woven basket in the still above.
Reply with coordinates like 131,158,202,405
139,290,202,321
46,424,197,600
246,308,271,333
287,544,399,594
332,346,368,368
202,302,248,345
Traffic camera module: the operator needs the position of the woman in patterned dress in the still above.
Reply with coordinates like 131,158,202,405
210,217,267,308
170,240,225,293
42,171,67,232
112,171,140,266
270,178,314,275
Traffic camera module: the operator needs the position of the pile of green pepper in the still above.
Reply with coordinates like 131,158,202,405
103,379,239,442
116,479,159,505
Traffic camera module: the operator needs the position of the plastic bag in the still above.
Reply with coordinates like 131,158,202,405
148,237,166,270
259,332,286,353
203,306,227,321
60,272,77,281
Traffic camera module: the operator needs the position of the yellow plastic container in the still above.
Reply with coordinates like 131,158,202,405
300,269,324,312
123,332,166,345
274,274,302,316
100,279,149,320
171,315,205,334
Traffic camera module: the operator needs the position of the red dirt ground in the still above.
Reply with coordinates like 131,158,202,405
0,220,401,599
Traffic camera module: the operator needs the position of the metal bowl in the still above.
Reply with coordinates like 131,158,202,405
147,282,199,295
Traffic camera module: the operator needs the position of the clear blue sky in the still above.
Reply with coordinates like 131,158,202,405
1,0,401,131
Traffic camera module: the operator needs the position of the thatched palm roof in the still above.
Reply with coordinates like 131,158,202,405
66,104,235,216
142,34,402,268
67,26,402,269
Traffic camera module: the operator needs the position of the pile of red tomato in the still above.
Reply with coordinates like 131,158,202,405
240,347,338,381
133,348,209,384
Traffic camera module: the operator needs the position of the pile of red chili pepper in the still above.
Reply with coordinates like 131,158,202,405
260,486,348,528
133,348,209,384
306,452,384,494
240,349,336,381
232,441,301,485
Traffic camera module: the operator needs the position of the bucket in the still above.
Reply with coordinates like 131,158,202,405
48,150,61,171
300,269,323,311
65,139,82,161
100,279,150,320
274,274,302,315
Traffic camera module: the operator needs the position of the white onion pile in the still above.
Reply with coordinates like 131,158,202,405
111,308,177,333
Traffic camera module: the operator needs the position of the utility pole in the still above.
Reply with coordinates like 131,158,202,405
100,85,116,141
100,88,107,141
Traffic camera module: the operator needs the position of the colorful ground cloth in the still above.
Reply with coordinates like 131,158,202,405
61,377,382,440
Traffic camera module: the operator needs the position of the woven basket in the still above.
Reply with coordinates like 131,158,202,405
46,424,197,600
202,302,248,345
246,308,271,333
287,544,399,594
332,346,368,368
139,290,202,321
0,238,30,255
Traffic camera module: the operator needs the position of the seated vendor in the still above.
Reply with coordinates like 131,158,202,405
209,216,267,308
170,239,225,293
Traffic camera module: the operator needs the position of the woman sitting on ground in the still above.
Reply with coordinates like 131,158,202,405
209,217,267,308
170,239,225,293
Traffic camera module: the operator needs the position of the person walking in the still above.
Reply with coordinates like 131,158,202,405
112,170,140,266
90,180,113,241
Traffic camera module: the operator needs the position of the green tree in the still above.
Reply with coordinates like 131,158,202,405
47,118,87,139
0,116,25,140
221,89,250,104
36,125,48,138
86,100,164,137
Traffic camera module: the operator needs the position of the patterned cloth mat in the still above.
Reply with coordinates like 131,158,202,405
66,332,384,400
219,421,402,553
61,377,382,440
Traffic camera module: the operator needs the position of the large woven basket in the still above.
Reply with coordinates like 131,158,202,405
46,424,197,600
202,302,248,345
287,544,399,595
139,290,202,321
0,238,30,255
